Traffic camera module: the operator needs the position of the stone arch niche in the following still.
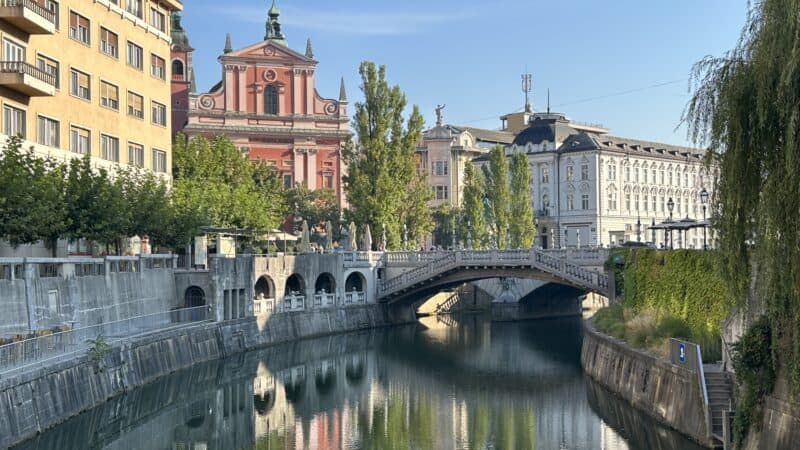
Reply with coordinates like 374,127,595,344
314,272,336,294
184,286,206,308
345,271,366,292
285,274,305,295
254,275,275,300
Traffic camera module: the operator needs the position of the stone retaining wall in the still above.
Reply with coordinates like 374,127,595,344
0,303,414,449
580,321,716,448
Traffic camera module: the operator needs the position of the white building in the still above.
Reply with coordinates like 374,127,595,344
504,111,716,248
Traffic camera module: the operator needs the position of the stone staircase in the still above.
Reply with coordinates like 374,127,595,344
704,367,735,442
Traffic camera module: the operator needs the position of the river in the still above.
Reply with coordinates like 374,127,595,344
12,315,706,450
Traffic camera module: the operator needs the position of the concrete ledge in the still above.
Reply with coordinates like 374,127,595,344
0,303,415,449
580,320,716,448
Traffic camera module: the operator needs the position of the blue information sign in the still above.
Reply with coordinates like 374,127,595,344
678,343,686,363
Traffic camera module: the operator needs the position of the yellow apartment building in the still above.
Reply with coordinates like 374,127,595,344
0,0,181,176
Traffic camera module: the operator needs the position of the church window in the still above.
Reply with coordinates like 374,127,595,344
265,85,278,114
581,163,589,180
566,165,574,181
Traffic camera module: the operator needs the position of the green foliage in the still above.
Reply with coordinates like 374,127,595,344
431,205,464,249
343,61,433,250
731,317,775,445
86,335,110,365
462,162,488,248
286,184,340,242
509,152,534,248
485,145,510,248
171,134,287,246
685,0,800,424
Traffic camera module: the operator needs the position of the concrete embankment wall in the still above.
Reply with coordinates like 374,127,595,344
741,371,800,450
580,321,715,448
0,303,415,449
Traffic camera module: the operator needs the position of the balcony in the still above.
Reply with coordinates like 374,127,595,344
0,0,57,34
0,61,56,96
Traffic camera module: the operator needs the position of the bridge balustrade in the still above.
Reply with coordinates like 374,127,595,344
313,293,336,307
344,291,366,304
282,294,305,312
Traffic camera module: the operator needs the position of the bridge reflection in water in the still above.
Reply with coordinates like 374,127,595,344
13,315,698,450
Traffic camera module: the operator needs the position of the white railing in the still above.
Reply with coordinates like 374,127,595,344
282,294,305,312
0,305,210,375
378,249,609,299
344,291,366,304
313,293,336,307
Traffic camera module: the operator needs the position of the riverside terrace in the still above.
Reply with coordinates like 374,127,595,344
0,248,609,375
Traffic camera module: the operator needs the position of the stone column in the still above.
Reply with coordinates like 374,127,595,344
306,148,317,189
224,65,236,110
305,69,314,114
293,148,305,186
255,84,264,114
237,66,248,112
292,69,303,114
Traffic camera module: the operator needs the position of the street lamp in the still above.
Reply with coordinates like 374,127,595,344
534,217,539,249
667,197,675,249
651,217,656,246
466,220,472,250
700,188,709,250
563,228,568,250
636,216,641,243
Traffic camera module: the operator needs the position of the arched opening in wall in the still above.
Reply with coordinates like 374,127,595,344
285,274,305,295
315,364,336,396
185,400,207,428
345,272,366,292
172,59,184,77
345,355,365,386
314,272,336,294
284,377,305,404
253,391,275,416
377,268,385,280
184,286,205,308
254,276,275,299
265,85,278,114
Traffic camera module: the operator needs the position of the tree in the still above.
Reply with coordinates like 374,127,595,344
286,184,340,242
485,145,511,248
684,0,800,439
462,163,487,248
118,168,173,248
171,134,287,247
0,137,68,250
343,61,432,250
431,205,464,249
509,152,534,248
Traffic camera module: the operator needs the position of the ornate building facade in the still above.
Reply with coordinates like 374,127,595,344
172,2,350,205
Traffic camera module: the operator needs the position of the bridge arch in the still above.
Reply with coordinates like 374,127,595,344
315,363,336,396
285,274,305,295
254,275,275,299
184,286,206,308
314,272,336,293
253,391,275,416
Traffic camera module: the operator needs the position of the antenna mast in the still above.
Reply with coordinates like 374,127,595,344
521,73,532,113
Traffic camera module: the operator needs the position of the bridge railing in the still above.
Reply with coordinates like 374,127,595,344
344,291,366,304
379,249,609,298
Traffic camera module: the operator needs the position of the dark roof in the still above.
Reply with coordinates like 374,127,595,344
558,132,705,161
512,116,578,146
448,125,515,144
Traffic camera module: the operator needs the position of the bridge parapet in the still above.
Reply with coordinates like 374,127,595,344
378,249,609,301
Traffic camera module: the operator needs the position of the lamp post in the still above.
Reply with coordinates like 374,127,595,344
549,228,554,250
636,216,641,243
451,216,456,250
534,217,539,249
563,228,568,250
667,197,675,249
700,188,709,250
651,217,656,246
466,220,472,250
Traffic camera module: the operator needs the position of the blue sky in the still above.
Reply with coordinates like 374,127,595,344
182,0,748,147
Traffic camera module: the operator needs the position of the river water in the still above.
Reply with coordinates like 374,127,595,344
13,315,706,450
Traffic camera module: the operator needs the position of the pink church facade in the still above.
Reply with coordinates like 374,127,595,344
173,3,350,206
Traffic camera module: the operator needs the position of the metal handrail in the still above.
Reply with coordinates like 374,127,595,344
1,0,57,24
0,305,211,375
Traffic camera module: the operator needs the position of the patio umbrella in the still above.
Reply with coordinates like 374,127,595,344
300,220,310,252
363,224,373,251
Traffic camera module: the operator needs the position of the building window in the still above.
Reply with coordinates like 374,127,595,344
581,163,589,181
661,196,666,213
125,142,143,167
126,42,143,70
322,173,334,189
541,193,550,210
36,54,59,89
151,54,166,80
44,0,59,29
652,168,656,183
265,85,278,114
172,59,184,78
100,134,118,161
643,195,649,212
69,68,90,100
3,105,25,138
651,196,656,211
660,169,665,184
634,167,639,183
152,149,167,173
433,160,448,176
151,101,166,126
566,193,574,210
607,164,616,181
127,91,143,119
70,126,90,155
566,165,574,181
36,116,59,147
541,167,550,183
607,192,617,210
100,81,119,110
624,166,630,182
634,194,640,211
3,39,25,62
684,172,689,187
625,193,631,211
581,194,589,210
282,173,293,188
99,28,118,58
149,8,165,32
126,0,142,18
434,185,449,200
69,11,90,44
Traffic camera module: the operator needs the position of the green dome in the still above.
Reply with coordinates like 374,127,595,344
268,0,280,16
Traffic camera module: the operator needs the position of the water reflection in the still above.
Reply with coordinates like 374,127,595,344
14,315,699,450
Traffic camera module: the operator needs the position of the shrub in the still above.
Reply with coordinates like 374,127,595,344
731,317,774,445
